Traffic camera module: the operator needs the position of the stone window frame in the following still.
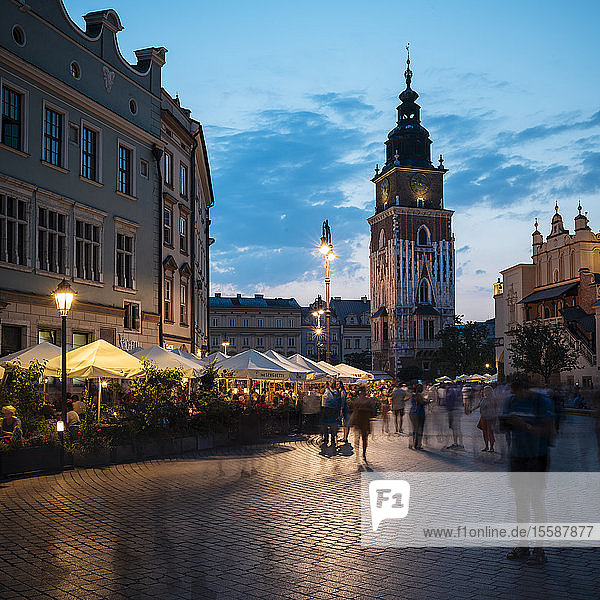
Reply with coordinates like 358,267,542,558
79,118,103,185
73,203,106,286
35,194,70,278
113,216,139,293
41,100,68,171
123,299,142,333
116,138,136,199
0,184,31,270
0,76,29,155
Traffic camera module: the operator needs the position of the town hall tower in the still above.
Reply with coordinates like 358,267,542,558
368,49,455,377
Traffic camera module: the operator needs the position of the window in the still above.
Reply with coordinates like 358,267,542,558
332,333,338,342
256,336,264,347
70,62,81,80
124,301,140,331
242,337,249,346
228,337,235,346
1,325,24,356
211,317,218,327
289,319,295,328
0,194,27,265
2,87,22,150
417,226,431,246
243,318,249,328
116,233,134,289
275,318,282,328
72,332,90,349
164,151,172,186
129,99,137,115
38,207,66,274
423,319,435,341
180,163,188,197
163,206,172,245
354,338,361,349
419,279,430,304
422,361,430,372
118,144,132,195
75,219,101,282
140,159,149,178
288,337,296,347
164,277,172,321
38,329,56,345
12,26,25,47
378,229,385,249
179,216,188,252
257,318,263,328
180,282,188,325
43,107,63,166
81,126,98,181
345,339,351,349
211,337,218,347
275,337,282,347
229,318,235,327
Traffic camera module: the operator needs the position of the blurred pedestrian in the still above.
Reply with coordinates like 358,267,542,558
321,381,341,448
339,381,350,443
351,385,375,461
390,382,408,433
475,385,496,452
409,384,427,450
381,398,391,434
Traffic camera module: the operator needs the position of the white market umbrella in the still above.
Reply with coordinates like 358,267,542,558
217,349,294,380
263,350,313,381
330,362,374,380
287,354,331,377
0,341,72,370
45,339,145,421
205,351,230,368
131,345,202,377
316,360,346,377
172,348,206,368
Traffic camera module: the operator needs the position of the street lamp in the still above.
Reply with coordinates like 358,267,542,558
311,309,325,360
318,220,335,363
52,279,75,425
222,340,230,356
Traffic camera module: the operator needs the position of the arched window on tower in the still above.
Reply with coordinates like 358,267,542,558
378,229,386,250
418,279,431,304
417,225,431,246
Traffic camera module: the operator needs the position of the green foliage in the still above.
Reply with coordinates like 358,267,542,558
123,362,189,436
28,419,61,448
0,360,47,434
345,351,372,371
508,322,580,384
436,317,495,378
8,425,24,450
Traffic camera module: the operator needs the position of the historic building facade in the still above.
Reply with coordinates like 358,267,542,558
368,52,455,377
494,205,600,387
0,1,211,356
301,296,371,365
208,294,301,357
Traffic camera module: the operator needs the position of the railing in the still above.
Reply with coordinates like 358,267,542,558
561,325,596,367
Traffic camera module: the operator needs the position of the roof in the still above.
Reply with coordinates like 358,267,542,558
560,306,596,333
518,282,579,304
330,298,370,322
210,295,300,309
371,307,388,319
413,304,440,316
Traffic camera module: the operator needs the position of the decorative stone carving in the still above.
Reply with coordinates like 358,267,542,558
103,66,115,94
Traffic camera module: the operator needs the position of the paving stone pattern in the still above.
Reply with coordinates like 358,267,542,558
0,414,598,600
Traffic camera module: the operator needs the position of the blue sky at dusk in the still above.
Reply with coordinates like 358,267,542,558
70,1,600,320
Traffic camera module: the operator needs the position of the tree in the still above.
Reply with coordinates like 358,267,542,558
508,322,579,385
345,351,371,371
436,317,495,378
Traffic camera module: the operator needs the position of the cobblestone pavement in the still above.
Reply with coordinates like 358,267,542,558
1,414,598,600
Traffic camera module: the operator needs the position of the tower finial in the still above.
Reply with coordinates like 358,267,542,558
578,199,582,214
555,201,559,213
404,42,412,88
534,217,539,231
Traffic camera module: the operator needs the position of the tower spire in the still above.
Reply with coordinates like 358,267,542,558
404,43,412,88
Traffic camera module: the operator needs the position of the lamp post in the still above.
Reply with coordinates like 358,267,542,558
312,309,325,361
318,221,335,363
222,340,230,356
52,279,75,426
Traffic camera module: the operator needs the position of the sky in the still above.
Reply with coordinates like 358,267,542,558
69,0,600,321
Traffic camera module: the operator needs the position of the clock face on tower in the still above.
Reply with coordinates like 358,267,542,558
381,177,389,204
410,173,430,197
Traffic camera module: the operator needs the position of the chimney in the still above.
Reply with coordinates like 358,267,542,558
237,293,242,298
255,294,264,299
361,296,368,303
214,292,221,298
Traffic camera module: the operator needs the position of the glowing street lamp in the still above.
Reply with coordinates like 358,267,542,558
222,341,230,356
52,279,76,426
318,220,335,362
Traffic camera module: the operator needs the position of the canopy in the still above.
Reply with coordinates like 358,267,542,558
287,354,331,377
217,349,295,380
465,374,486,382
172,348,206,367
263,350,314,380
131,345,202,377
45,339,144,379
0,342,72,370
205,351,230,368
315,360,345,377
329,362,374,380
435,376,453,383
